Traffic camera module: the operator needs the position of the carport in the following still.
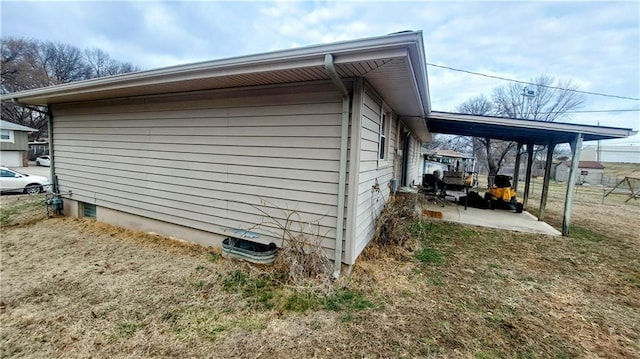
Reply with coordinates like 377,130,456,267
426,111,637,235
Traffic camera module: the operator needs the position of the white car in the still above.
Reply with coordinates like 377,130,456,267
36,155,51,167
0,167,50,194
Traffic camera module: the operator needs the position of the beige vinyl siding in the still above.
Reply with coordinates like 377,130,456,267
51,82,344,249
0,130,29,151
352,84,397,258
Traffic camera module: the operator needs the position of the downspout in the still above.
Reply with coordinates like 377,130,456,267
47,107,57,193
324,54,349,279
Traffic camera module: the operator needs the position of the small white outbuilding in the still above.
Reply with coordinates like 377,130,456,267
555,161,605,185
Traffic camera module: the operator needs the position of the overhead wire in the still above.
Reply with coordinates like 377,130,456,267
535,109,640,114
426,63,640,101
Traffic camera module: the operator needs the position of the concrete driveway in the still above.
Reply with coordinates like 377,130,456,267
12,163,51,180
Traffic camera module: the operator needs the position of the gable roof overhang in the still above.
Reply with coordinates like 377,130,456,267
427,111,637,144
0,31,430,141
562,161,606,169
0,120,37,133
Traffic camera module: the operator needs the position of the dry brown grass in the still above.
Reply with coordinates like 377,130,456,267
1,183,639,358
0,194,48,227
602,162,640,179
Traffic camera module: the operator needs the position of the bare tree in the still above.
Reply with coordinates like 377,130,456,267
423,134,471,153
1,38,42,92
36,41,92,85
493,75,584,122
477,138,517,179
0,103,48,139
1,38,49,139
494,75,585,164
1,37,139,140
454,76,585,182
454,95,515,176
457,94,493,116
85,48,139,78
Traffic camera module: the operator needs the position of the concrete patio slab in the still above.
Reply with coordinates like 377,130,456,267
423,201,561,236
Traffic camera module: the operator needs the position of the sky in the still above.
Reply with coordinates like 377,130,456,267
1,0,639,146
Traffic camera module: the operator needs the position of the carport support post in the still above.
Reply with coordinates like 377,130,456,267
538,141,556,221
513,142,523,192
562,134,583,236
522,142,534,209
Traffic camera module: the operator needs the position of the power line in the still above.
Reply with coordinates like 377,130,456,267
491,109,639,114
564,109,640,114
426,63,640,101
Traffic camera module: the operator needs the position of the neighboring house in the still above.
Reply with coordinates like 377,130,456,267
555,161,605,184
28,141,50,160
0,120,37,167
0,31,430,270
581,144,640,164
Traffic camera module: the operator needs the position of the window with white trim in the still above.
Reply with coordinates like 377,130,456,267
378,106,391,162
0,129,14,143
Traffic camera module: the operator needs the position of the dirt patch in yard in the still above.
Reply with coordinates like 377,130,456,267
1,191,639,358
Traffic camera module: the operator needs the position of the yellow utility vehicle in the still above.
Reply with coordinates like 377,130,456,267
485,175,523,212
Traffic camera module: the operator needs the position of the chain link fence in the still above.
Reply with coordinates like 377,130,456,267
0,193,52,227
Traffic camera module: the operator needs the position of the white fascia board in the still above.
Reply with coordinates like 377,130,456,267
1,56,326,104
8,57,328,104
408,31,430,114
401,52,429,141
404,56,424,116
332,47,408,64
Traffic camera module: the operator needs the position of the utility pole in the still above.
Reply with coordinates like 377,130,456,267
520,87,536,180
597,121,601,162
522,87,535,119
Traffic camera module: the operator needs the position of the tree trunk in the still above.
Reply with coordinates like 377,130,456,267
485,138,498,186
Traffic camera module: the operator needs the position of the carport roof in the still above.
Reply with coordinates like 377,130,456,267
427,111,637,144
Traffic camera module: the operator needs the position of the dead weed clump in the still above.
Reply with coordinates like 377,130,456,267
369,193,421,252
270,233,332,288
249,201,333,289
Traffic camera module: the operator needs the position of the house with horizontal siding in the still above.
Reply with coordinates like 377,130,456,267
581,144,640,164
0,31,431,275
0,120,37,167
554,160,605,185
